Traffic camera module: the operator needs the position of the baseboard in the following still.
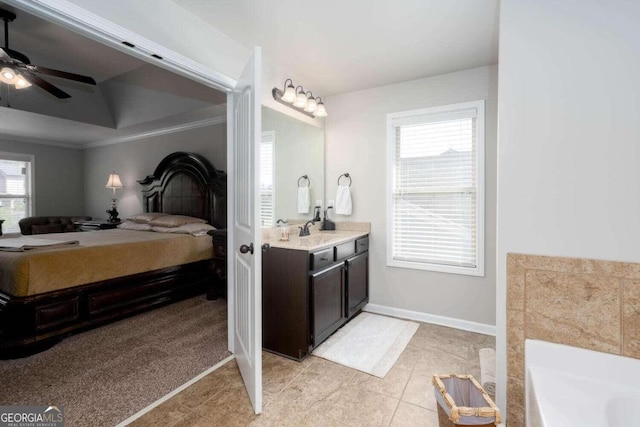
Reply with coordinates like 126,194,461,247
363,303,496,336
115,354,235,426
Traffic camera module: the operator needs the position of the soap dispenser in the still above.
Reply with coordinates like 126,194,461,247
277,220,289,241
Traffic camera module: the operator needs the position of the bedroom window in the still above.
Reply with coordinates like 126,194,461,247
386,100,485,276
260,131,275,228
0,152,34,234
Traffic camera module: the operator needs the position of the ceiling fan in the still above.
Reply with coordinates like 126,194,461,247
0,8,96,99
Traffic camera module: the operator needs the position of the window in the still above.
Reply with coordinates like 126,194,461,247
260,131,275,228
0,152,34,234
387,101,484,276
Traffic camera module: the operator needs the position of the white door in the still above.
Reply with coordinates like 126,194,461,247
226,47,262,414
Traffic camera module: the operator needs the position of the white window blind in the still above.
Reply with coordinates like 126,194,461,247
260,132,275,228
387,101,484,276
0,153,34,234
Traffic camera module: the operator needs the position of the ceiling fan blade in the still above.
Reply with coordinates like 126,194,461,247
0,47,12,62
23,71,71,99
27,64,96,85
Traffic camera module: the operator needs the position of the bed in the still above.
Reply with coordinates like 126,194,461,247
0,151,226,357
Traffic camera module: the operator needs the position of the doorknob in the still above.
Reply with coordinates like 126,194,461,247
240,243,254,254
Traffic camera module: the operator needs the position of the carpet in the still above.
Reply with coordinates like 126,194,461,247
312,312,419,378
0,295,229,427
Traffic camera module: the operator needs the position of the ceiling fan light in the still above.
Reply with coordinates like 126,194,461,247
15,74,32,89
0,67,16,84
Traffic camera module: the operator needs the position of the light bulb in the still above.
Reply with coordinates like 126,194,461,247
293,91,307,108
281,82,296,103
314,101,327,117
0,67,16,84
304,94,317,113
15,74,32,89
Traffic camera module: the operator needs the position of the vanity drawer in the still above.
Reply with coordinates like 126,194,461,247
356,237,369,253
335,241,356,260
311,248,334,270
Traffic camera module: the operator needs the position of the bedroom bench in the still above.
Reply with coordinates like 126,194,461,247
19,216,93,235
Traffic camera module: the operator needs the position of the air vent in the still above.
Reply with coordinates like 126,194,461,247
122,41,135,48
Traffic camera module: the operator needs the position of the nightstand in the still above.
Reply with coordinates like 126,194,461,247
73,219,121,231
207,229,227,299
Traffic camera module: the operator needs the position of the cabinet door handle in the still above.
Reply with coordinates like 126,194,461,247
262,243,271,252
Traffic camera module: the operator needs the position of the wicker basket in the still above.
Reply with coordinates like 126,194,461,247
432,374,501,426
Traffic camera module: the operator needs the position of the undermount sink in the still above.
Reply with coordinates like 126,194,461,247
525,339,640,427
297,233,346,246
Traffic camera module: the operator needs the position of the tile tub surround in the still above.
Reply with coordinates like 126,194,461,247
128,321,494,427
506,253,640,426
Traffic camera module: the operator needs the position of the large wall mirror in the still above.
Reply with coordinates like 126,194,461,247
261,106,324,228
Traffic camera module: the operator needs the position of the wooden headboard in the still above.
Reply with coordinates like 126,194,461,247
138,152,227,229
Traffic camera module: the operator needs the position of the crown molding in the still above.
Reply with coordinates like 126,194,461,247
0,133,82,149
83,116,227,149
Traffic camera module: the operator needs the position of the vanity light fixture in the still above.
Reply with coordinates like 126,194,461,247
272,79,328,119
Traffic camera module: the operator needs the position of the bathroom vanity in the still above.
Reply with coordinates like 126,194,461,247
262,230,369,360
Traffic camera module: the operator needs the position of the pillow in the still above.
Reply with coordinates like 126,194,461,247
149,215,207,228
117,220,152,231
127,212,168,224
151,223,215,236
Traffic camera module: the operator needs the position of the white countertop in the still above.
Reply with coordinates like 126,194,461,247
265,230,368,252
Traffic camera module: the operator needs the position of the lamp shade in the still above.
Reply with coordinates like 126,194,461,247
281,81,296,103
105,172,123,189
314,100,328,117
304,94,317,113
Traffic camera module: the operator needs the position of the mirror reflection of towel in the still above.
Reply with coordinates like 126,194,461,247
297,187,310,214
335,185,352,215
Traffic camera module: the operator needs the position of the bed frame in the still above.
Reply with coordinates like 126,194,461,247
0,152,227,358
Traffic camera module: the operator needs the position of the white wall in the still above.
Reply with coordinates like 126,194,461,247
0,139,84,218
83,124,226,221
496,0,640,421
325,65,498,327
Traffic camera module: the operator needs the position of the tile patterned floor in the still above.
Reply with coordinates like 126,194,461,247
128,322,495,427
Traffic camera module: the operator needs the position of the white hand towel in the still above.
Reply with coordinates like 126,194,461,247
335,185,352,215
297,187,310,214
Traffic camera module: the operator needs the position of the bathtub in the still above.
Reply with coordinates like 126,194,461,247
525,339,640,427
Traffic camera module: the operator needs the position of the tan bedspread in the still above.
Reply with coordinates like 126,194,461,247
0,229,213,297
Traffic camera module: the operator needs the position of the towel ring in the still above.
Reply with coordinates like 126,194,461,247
297,175,311,188
337,173,352,187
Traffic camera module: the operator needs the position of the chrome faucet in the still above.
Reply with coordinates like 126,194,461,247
299,220,315,237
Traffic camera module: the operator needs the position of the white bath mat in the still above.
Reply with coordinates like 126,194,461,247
312,312,419,378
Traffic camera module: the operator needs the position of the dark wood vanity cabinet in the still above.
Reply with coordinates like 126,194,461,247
311,263,346,347
346,252,369,318
262,235,369,360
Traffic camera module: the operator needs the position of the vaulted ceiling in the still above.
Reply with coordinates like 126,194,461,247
0,3,225,148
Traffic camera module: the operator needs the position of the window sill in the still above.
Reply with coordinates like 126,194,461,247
387,259,484,277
